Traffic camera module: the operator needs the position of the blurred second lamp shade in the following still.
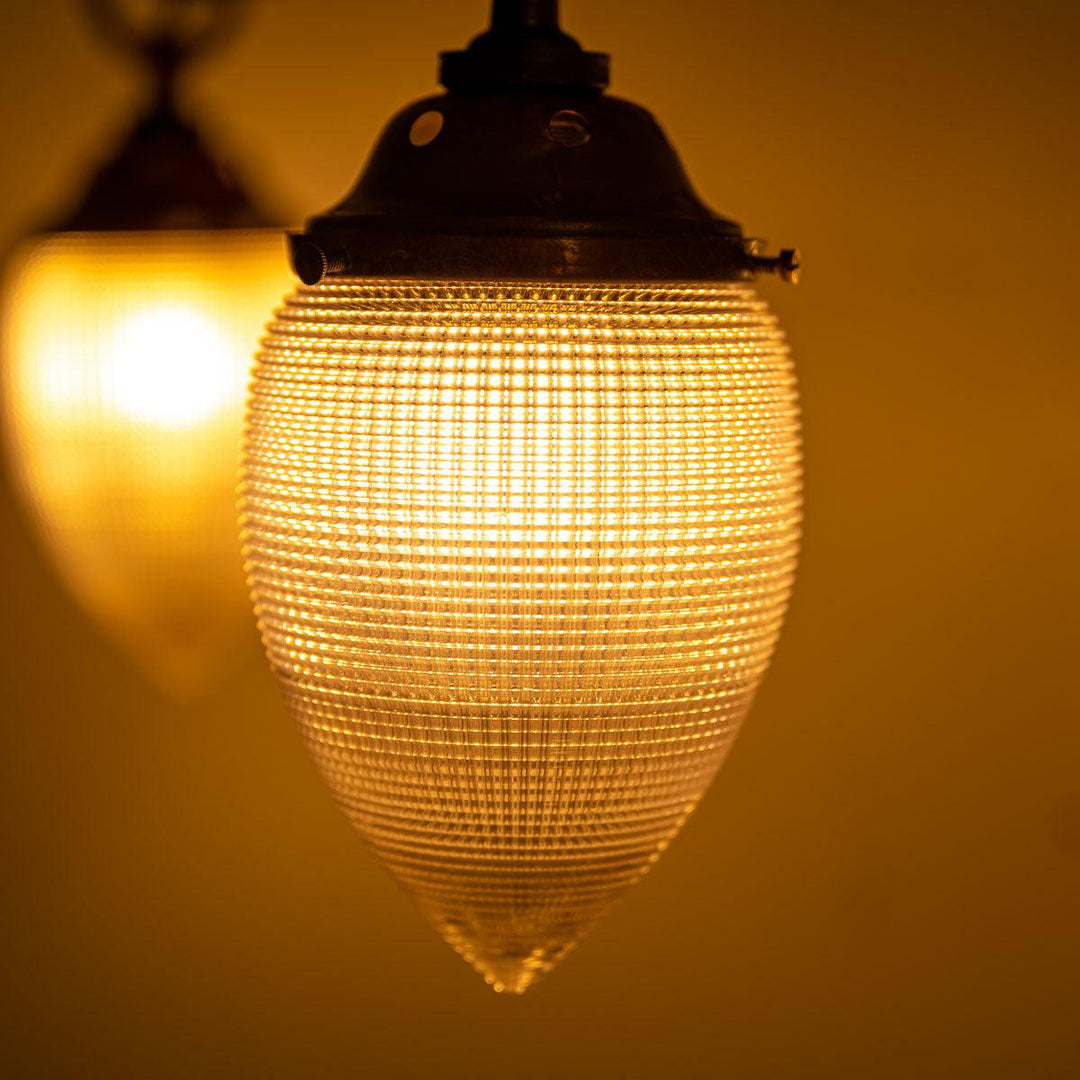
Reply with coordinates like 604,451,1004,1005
0,0,292,696
2,229,288,694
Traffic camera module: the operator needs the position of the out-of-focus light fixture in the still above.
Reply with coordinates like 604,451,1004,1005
1,0,289,696
240,0,801,992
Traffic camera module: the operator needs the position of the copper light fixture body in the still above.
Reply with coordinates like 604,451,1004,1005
241,0,800,992
292,0,798,286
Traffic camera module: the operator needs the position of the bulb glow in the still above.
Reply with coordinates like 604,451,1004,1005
106,304,236,427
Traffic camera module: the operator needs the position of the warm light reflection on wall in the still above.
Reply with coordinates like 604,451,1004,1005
240,281,802,991
2,230,289,695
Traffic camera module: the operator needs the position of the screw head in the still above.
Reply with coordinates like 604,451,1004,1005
778,248,802,285
293,241,329,286
548,110,591,148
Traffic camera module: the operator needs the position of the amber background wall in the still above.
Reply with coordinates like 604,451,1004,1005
1,1,1078,1076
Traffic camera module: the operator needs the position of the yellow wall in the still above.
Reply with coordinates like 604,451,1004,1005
0,1,1077,1076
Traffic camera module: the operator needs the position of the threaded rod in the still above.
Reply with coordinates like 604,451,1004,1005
491,0,560,31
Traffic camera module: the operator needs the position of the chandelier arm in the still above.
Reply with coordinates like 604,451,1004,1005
82,0,144,56
81,0,248,97
48,0,276,232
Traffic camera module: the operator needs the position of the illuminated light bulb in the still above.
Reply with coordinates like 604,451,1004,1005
1,1,291,695
3,230,287,694
106,305,234,427
241,0,803,990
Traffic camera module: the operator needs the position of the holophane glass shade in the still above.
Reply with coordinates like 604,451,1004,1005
2,230,290,696
240,280,801,992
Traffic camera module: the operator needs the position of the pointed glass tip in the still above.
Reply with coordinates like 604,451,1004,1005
434,918,580,994
479,955,550,995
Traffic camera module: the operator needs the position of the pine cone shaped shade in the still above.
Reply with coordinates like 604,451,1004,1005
240,280,801,992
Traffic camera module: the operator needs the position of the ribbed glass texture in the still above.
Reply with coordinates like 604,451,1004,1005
240,280,800,992
2,231,290,695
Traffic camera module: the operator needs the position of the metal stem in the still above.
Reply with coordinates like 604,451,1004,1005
490,0,561,31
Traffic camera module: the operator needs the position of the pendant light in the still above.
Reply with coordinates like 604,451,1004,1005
240,0,801,992
1,0,290,697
